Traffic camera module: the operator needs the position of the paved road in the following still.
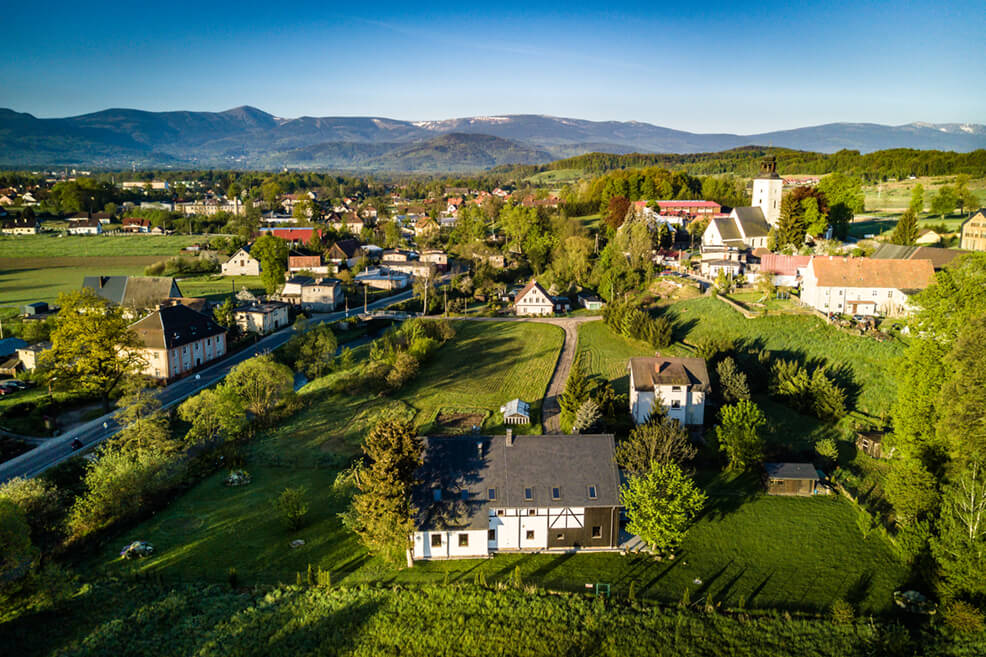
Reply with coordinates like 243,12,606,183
0,288,414,483
429,315,596,434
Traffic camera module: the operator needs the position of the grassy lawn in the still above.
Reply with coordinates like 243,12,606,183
0,257,154,306
0,234,206,258
862,175,986,211
525,168,584,184
847,214,968,240
176,275,266,302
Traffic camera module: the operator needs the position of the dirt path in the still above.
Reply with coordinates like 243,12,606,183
430,315,596,434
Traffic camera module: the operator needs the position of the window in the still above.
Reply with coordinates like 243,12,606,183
528,508,536,516
487,488,496,501
551,487,560,500
526,530,535,540
556,533,564,541
488,529,495,541
671,400,681,408
592,526,602,538
430,534,442,547
432,488,441,501
524,487,533,501
587,486,597,499
872,290,878,297
888,291,893,298
458,534,469,547
671,385,681,392
496,509,505,516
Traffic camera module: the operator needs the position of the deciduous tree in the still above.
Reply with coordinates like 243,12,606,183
715,400,766,471
622,462,706,553
251,234,289,294
223,354,294,422
615,406,696,474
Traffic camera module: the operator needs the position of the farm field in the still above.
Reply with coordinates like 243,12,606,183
861,175,986,211
846,214,969,241
577,297,903,415
176,275,265,301
9,580,961,657
0,234,206,258
525,167,584,184
0,257,154,306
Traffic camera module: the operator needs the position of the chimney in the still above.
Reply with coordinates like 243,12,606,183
505,429,514,447
476,441,484,458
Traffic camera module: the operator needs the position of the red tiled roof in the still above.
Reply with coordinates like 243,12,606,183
810,257,935,290
760,254,812,276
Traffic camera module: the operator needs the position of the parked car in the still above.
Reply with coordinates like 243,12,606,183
1,380,29,390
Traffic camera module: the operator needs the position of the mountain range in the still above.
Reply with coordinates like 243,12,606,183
1,106,984,172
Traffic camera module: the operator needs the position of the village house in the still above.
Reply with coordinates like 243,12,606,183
758,253,812,287
1,215,41,235
959,209,986,251
329,212,366,234
627,356,710,426
260,227,322,244
354,267,411,290
513,281,558,316
414,215,439,237
177,198,246,216
0,194,16,206
288,253,331,275
14,341,51,371
68,212,112,225
869,243,966,270
384,260,435,278
411,432,622,560
800,256,936,317
419,249,449,272
122,217,151,233
121,180,169,191
381,249,417,264
577,291,605,311
66,218,102,235
914,229,943,246
83,276,182,315
325,239,365,269
278,276,343,312
233,301,290,335
633,199,722,221
221,246,262,276
130,303,227,381
764,463,821,496
701,207,770,250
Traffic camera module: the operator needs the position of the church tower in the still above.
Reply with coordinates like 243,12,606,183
752,156,783,227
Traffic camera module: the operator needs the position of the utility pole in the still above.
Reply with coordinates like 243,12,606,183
423,272,429,317
363,284,368,313
444,288,448,317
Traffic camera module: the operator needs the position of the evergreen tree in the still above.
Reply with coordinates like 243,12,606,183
889,209,919,245
615,406,696,474
559,356,594,429
716,357,750,403
572,399,601,434
808,368,847,422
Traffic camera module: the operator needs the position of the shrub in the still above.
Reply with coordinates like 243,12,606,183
273,486,310,531
830,599,855,625
942,600,985,634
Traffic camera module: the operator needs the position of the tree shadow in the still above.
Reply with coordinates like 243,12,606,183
845,571,874,607
747,571,774,608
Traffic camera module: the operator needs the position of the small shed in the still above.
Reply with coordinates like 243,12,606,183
764,462,820,496
577,291,605,311
500,399,531,425
22,301,49,316
856,431,888,459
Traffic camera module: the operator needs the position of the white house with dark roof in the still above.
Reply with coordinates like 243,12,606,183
628,356,711,425
130,304,227,380
412,432,622,560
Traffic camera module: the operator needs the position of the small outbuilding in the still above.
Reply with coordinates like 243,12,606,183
764,462,821,496
856,431,889,459
500,399,530,425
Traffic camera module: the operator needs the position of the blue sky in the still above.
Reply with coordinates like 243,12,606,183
0,1,983,132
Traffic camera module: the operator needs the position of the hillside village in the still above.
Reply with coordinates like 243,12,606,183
1,152,986,654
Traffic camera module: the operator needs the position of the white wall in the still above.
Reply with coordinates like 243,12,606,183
752,178,783,226
413,529,489,559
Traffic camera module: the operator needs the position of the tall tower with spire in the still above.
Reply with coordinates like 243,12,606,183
752,156,783,227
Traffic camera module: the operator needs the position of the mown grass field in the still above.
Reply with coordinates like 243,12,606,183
525,167,584,184
0,234,206,258
176,275,266,301
11,580,967,657
846,214,969,240
861,175,986,211
577,297,903,415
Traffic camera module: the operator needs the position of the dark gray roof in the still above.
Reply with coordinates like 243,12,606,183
629,356,711,392
870,243,966,270
732,207,770,238
82,276,182,309
414,434,621,531
129,304,226,349
764,462,819,481
709,218,741,242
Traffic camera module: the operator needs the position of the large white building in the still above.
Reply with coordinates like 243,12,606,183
751,157,783,227
412,432,622,560
628,356,710,426
800,256,936,317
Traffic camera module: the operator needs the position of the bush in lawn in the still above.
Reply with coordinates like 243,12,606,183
770,359,812,413
693,336,734,363
942,600,985,634
884,457,939,525
715,400,766,472
809,368,846,422
273,486,310,531
829,599,855,625
814,438,839,468
385,353,420,391
716,357,750,403
0,477,64,551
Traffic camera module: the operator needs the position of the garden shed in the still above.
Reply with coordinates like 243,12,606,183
764,462,821,496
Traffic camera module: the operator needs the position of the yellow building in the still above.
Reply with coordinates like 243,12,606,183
959,209,986,251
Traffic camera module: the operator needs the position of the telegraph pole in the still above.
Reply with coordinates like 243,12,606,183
363,284,368,313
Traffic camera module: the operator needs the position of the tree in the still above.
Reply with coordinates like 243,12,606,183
931,463,986,600
776,187,830,245
615,407,696,474
572,399,601,434
0,477,60,552
622,462,706,553
386,353,420,390
936,316,986,465
213,298,236,332
295,324,338,380
889,209,919,245
713,269,733,293
930,185,958,218
715,400,766,471
755,271,775,301
802,196,827,236
559,356,595,430
273,486,310,531
605,196,631,230
953,175,979,215
261,180,282,208
347,420,422,564
40,289,145,411
884,458,939,525
909,184,924,214
716,357,750,403
815,438,839,468
111,386,175,456
223,354,294,422
251,234,289,294
0,499,36,589
808,368,847,423
178,386,247,445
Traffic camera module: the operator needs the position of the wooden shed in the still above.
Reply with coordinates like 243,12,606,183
764,462,820,496
856,431,887,459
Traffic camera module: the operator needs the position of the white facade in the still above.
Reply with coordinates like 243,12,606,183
752,176,783,227
801,273,911,317
515,282,554,316
221,248,261,276
629,383,705,426
67,222,101,235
